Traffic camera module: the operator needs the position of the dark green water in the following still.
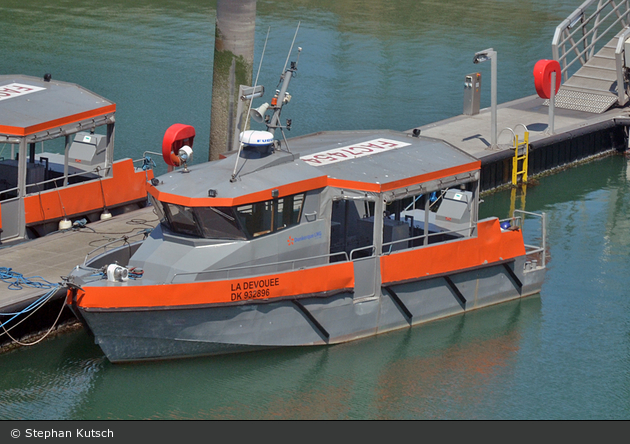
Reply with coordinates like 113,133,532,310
1,0,629,419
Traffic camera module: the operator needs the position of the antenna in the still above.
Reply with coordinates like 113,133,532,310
268,22,301,152
282,21,301,74
231,27,270,183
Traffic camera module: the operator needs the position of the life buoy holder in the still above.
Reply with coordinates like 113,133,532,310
162,123,196,166
533,59,561,99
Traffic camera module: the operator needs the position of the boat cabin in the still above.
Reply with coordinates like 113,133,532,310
142,129,481,293
0,74,150,242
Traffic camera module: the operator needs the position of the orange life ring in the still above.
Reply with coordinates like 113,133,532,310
533,59,561,99
162,124,196,166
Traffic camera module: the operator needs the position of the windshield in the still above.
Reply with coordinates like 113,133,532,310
151,193,305,240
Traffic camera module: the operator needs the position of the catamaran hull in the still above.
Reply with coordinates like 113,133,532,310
74,257,545,363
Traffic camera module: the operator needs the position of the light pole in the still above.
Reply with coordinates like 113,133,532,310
473,48,497,149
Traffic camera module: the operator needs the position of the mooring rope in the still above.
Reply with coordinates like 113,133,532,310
0,267,65,346
0,267,59,291
0,287,67,346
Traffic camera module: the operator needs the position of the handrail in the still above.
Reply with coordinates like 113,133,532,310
0,186,19,198
381,222,476,252
169,251,350,283
615,26,630,105
4,154,151,200
24,166,106,193
132,151,162,166
513,209,547,268
552,0,630,81
83,231,150,265
350,245,375,260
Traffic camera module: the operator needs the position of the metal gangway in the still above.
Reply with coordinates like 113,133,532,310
551,0,630,113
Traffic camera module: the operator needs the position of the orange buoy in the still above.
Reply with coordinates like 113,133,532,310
533,59,561,99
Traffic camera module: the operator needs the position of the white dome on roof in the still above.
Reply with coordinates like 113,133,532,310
239,130,274,146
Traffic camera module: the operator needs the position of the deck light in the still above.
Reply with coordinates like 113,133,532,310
178,146,193,162
177,145,193,173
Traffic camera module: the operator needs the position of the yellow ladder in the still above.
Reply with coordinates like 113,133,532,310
512,131,529,186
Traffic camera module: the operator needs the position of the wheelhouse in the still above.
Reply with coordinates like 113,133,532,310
144,129,482,273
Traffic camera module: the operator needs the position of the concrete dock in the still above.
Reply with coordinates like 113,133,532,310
412,94,627,156
409,93,629,191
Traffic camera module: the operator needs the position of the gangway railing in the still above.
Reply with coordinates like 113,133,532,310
553,0,630,79
552,0,630,106
614,26,630,105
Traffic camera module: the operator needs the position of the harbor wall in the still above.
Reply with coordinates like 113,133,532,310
479,119,629,192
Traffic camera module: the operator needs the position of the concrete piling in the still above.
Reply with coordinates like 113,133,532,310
208,0,257,161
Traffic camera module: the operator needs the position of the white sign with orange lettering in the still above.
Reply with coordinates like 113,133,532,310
0,83,46,101
301,138,412,166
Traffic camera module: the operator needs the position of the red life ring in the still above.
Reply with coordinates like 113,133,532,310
533,59,561,99
162,124,196,166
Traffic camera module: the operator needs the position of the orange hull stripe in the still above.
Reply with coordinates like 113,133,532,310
75,262,355,309
0,105,116,137
24,159,153,224
380,218,526,284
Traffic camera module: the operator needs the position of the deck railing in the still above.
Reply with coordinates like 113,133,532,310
381,223,475,253
504,210,547,268
1,150,160,203
552,0,630,83
169,251,349,283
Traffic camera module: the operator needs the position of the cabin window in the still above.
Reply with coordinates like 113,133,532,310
236,193,305,239
236,201,274,237
154,192,305,240
275,193,304,231
163,203,201,237
156,202,244,239
195,207,246,240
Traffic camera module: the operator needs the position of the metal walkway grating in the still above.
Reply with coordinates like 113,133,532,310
544,88,619,114
546,29,628,114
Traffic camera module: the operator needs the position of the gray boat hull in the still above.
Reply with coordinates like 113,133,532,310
75,256,545,363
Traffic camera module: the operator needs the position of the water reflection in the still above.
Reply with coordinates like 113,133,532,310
0,295,541,420
0,331,105,420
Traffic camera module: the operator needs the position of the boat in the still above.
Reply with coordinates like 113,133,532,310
65,50,547,363
0,74,153,243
